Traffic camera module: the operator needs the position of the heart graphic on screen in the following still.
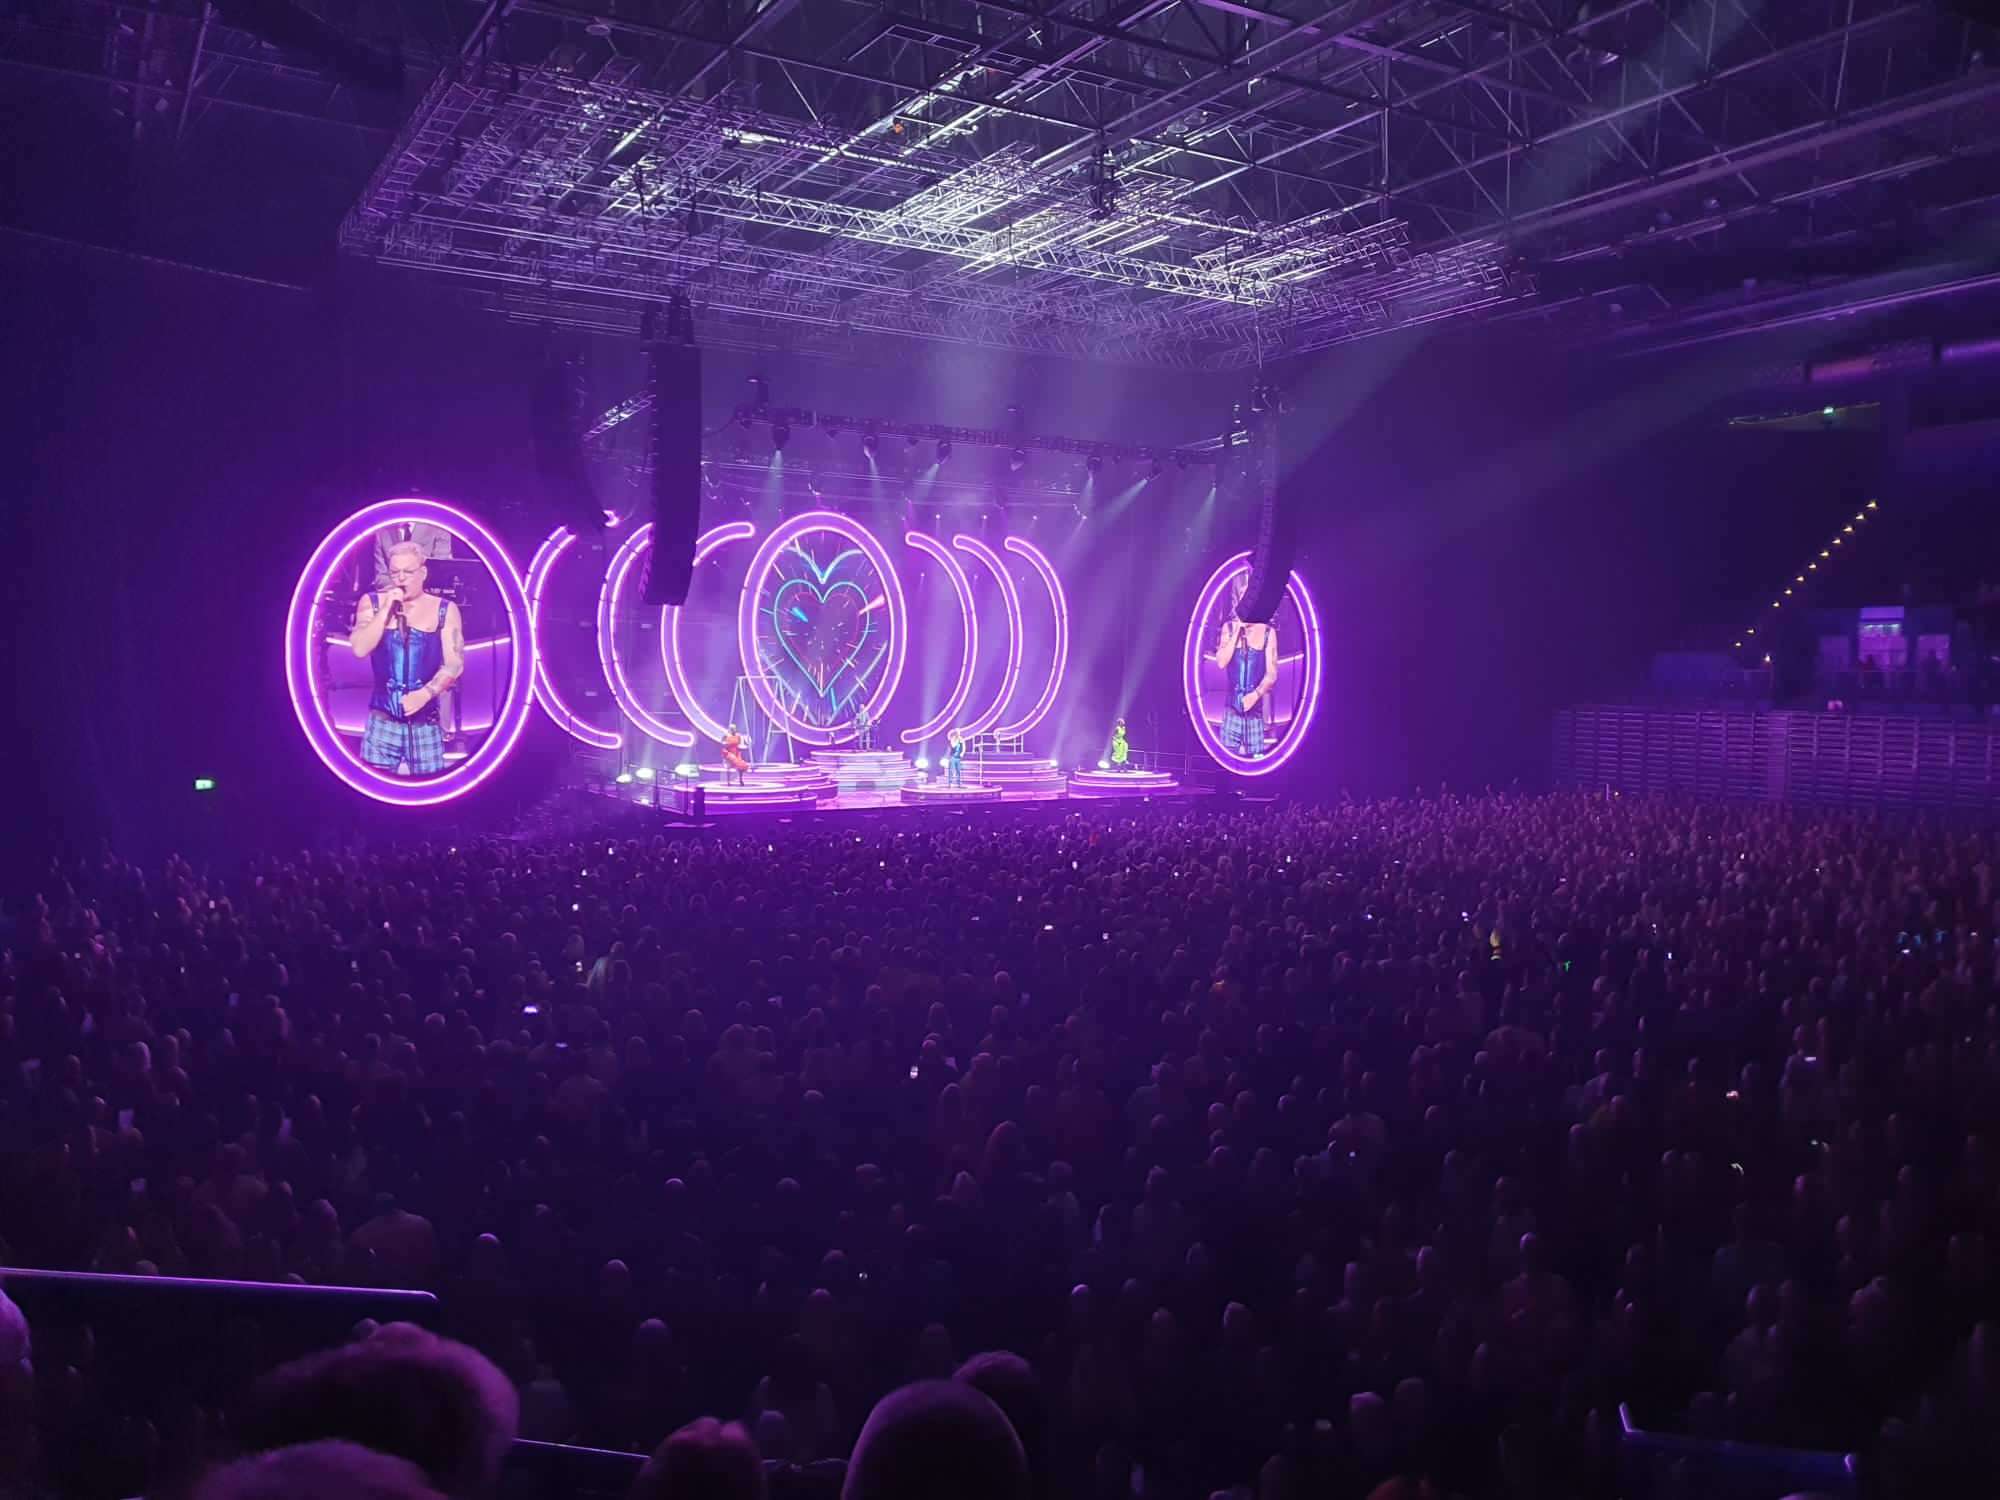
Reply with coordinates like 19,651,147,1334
773,579,870,696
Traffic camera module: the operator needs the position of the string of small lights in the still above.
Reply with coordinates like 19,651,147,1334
1735,498,1879,663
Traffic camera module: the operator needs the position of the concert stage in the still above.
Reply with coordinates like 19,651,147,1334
284,502,1320,813
588,751,1191,824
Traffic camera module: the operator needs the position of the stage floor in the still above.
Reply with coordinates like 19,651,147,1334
586,755,1206,824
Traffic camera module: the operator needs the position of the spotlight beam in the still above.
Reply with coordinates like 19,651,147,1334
950,533,1023,741
902,531,978,745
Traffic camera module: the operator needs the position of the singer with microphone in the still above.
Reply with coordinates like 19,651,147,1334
1211,574,1277,759
350,539,465,776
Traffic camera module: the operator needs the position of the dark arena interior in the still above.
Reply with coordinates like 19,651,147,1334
9,3,2000,1499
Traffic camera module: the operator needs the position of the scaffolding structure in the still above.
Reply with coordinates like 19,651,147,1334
5,0,1996,365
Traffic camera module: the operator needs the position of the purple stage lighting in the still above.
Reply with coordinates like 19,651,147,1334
992,533,1069,741
598,522,696,749
950,533,1023,741
1181,550,1323,777
525,527,622,750
737,510,909,747
902,531,979,746
662,521,758,744
286,498,536,806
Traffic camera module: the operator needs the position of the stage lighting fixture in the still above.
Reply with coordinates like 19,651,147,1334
1098,759,1111,770
616,770,635,785
1010,447,1028,472
1148,455,1165,479
1086,454,1103,475
636,766,657,781
937,439,952,463
193,777,217,792
915,755,931,770
862,431,880,460
772,423,791,451
749,375,770,407
675,762,700,778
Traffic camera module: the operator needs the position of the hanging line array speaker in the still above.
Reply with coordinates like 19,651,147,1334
1236,390,1293,624
643,293,701,608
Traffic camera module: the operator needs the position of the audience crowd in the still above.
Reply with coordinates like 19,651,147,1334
5,793,2000,1500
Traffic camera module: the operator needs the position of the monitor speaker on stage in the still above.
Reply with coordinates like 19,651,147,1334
644,294,701,608
1236,389,1294,624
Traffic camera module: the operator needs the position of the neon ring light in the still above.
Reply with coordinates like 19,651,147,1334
738,511,909,746
525,527,621,751
950,533,1024,740
901,531,979,745
662,521,758,744
597,522,696,749
991,534,1069,741
1181,550,1323,777
286,498,536,806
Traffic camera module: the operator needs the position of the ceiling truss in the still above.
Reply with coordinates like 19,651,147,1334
5,0,1997,368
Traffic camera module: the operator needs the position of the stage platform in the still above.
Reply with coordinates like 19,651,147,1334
588,758,1206,823
1069,768,1181,798
901,782,1007,805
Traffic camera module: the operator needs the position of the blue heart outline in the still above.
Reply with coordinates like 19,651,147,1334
760,539,891,717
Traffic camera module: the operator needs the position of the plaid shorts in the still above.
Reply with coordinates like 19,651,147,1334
361,712,445,775
1221,706,1267,757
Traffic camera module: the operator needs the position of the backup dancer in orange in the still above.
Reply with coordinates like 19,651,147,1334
721,724,751,785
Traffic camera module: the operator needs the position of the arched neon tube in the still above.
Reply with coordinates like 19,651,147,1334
662,521,758,744
736,511,909,747
597,522,695,749
901,531,979,746
991,534,1069,741
286,498,536,807
525,527,622,750
1180,551,1324,777
950,533,1023,741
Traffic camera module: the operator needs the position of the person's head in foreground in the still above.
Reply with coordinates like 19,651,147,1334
237,1324,518,1499
954,1352,1047,1494
629,1417,766,1500
842,1381,1026,1500
193,1441,446,1500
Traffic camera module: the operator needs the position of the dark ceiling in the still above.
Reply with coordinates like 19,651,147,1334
4,0,1998,368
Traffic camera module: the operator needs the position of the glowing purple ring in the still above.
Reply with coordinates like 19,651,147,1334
991,534,1069,742
285,498,535,806
597,522,695,749
662,521,758,744
736,510,909,747
901,531,979,746
526,528,622,751
950,534,1023,741
1181,551,1323,777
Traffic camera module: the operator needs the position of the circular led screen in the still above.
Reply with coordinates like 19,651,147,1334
737,511,909,747
286,499,536,805
1181,551,1322,777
